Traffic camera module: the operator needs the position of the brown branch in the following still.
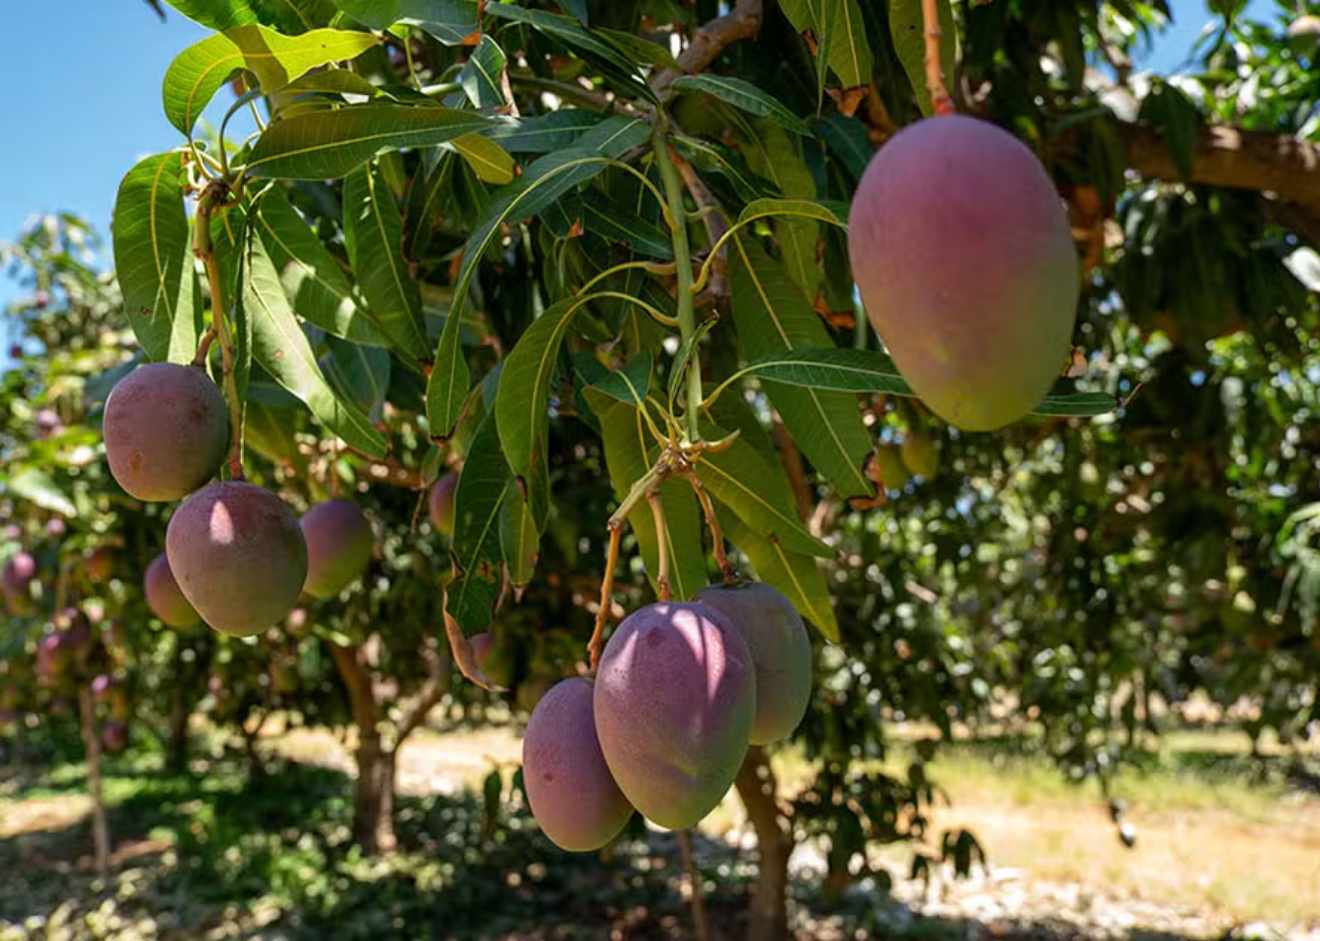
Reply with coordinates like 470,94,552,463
652,0,764,95
394,639,450,746
328,642,380,731
1116,122,1320,242
921,0,955,115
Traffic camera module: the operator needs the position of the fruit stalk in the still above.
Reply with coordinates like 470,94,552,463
647,490,672,602
653,120,703,441
688,473,736,584
193,181,245,480
922,0,955,116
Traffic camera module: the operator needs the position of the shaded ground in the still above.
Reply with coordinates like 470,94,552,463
1,721,1318,940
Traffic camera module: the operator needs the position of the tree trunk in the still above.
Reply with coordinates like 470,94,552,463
76,685,110,875
735,746,792,941
353,731,397,854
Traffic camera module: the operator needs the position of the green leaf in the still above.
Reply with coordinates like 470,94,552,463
500,482,540,589
250,186,386,347
448,133,516,184
671,75,811,136
243,236,388,456
596,28,676,67
342,163,429,363
330,0,478,45
575,190,673,260
585,389,708,600
813,113,873,180
1139,81,1203,180
729,237,872,498
209,206,253,420
889,0,956,115
8,467,76,518
672,135,780,202
695,422,833,559
427,116,650,435
162,25,378,135
584,352,652,406
245,102,492,179
718,509,839,642
485,109,608,153
448,413,510,633
1030,391,1120,418
163,0,334,33
668,319,715,414
822,0,875,89
321,336,390,421
111,152,201,363
458,35,507,109
494,298,584,528
277,67,382,98
736,196,847,229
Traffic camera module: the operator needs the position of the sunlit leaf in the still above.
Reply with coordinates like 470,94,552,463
671,75,811,136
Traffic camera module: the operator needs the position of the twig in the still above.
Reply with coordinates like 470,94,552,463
193,180,245,480
688,473,736,584
648,490,672,602
587,523,623,672
921,0,956,116
191,326,217,367
652,0,764,96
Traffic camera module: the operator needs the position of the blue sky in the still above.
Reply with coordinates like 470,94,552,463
0,0,1282,314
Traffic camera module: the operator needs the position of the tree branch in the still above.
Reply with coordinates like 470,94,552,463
329,642,380,731
394,640,450,746
653,0,764,95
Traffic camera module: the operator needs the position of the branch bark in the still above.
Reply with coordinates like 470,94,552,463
1116,122,1320,242
653,0,764,95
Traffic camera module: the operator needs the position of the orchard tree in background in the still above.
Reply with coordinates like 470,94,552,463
3,0,1319,937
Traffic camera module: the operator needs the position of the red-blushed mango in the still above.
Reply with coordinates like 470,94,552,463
697,582,813,745
144,552,200,628
166,481,307,637
523,677,633,852
101,721,128,753
104,363,229,501
429,472,458,534
593,602,755,830
300,500,373,599
849,115,1078,431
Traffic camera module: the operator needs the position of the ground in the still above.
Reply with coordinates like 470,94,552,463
1,718,1317,940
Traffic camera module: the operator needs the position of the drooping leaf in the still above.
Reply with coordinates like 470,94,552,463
736,196,848,229
596,28,676,67
719,509,839,642
728,237,872,498
447,413,510,633
111,151,201,363
342,163,429,363
889,0,956,115
277,67,381,98
250,186,386,346
584,352,653,406
458,34,507,109
585,389,709,600
672,135,781,202
671,75,811,136
330,0,479,45
163,0,334,33
427,117,650,435
209,205,253,416
321,336,390,421
813,113,874,180
668,319,715,414
243,236,388,456
573,190,672,260
694,422,833,559
448,133,516,184
7,467,77,518
1138,81,1203,180
485,109,608,153
245,103,492,179
162,26,378,135
781,0,875,91
500,481,540,589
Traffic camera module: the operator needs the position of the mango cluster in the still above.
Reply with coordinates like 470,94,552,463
521,582,812,851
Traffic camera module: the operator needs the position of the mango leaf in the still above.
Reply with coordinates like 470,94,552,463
404,148,455,259
321,336,390,422
718,509,839,642
585,389,708,600
484,4,654,102
250,186,386,346
695,422,833,559
493,298,583,528
162,26,378,135
427,116,650,435
243,236,388,456
162,0,334,33
596,28,676,68
573,190,672,260
485,109,608,153
209,206,253,421
813,113,874,180
111,151,201,363
729,237,872,498
558,0,589,24
499,482,540,589
667,319,715,413
671,75,811,136
458,35,507,109
448,133,516,184
1138,81,1202,180
781,0,874,91
889,0,956,115
584,352,652,406
1028,391,1121,418
277,67,381,98
342,163,429,363
736,196,847,229
245,103,492,179
672,135,780,202
330,0,478,45
7,467,76,518
447,413,510,633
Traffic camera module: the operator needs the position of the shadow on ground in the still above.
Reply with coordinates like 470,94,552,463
0,751,1225,941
